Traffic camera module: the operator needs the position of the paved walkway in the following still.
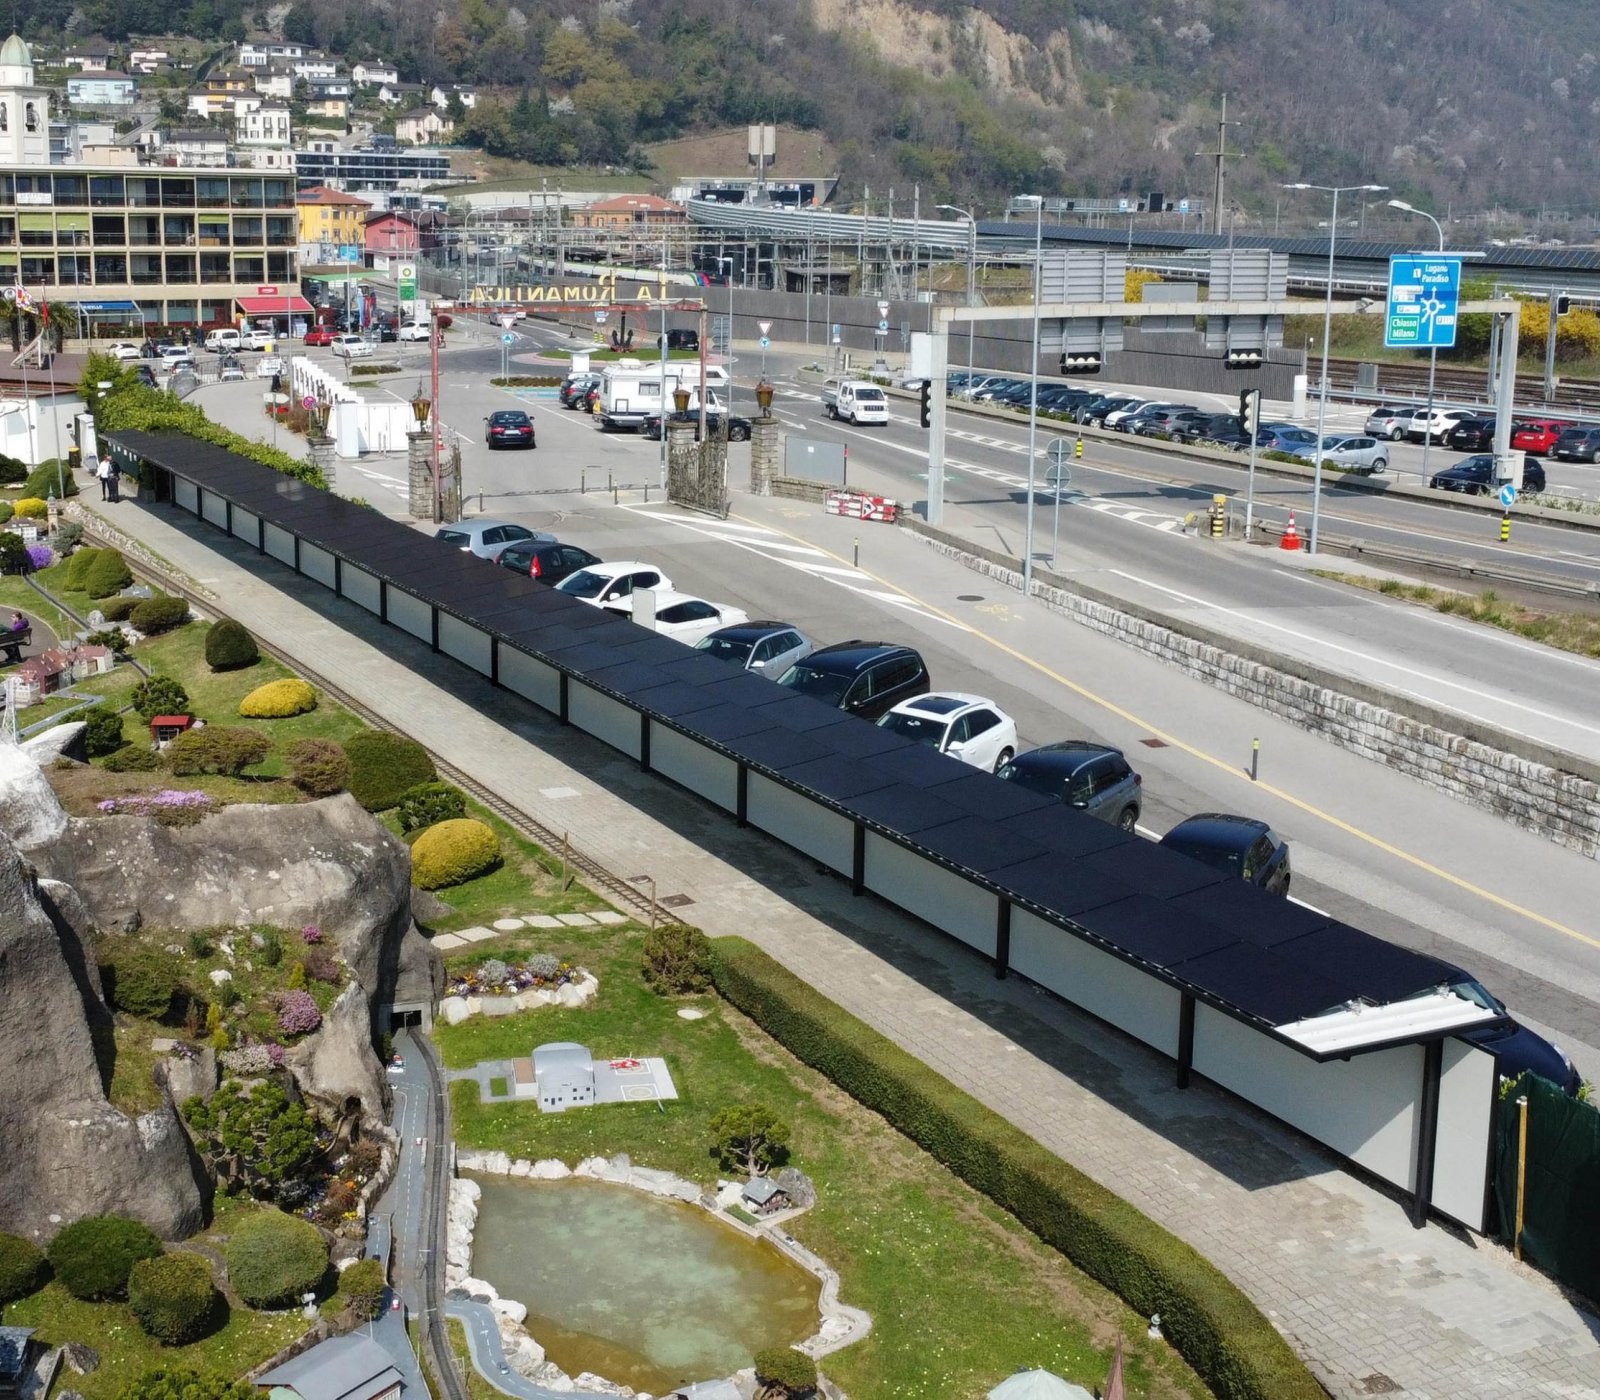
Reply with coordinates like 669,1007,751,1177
74,492,1600,1400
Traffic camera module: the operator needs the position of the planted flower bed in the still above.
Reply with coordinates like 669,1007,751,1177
446,953,575,998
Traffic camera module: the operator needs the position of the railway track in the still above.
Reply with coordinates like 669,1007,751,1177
1324,356,1600,413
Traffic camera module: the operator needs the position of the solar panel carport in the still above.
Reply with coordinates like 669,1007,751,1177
110,429,1506,1231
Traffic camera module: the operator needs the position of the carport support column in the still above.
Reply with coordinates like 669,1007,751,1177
851,823,865,895
993,900,1011,978
1409,1038,1444,1228
1176,993,1196,1089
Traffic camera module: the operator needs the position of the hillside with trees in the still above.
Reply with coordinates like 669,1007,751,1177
11,0,1594,215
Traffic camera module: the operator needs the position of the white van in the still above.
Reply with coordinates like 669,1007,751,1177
822,379,890,425
204,327,241,352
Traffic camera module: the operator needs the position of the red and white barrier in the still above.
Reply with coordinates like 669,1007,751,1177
825,490,898,523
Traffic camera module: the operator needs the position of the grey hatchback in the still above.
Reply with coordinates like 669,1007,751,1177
434,519,541,561
696,621,816,679
996,741,1142,830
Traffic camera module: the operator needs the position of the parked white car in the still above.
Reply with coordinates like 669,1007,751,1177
603,590,750,646
157,344,195,369
876,692,1019,772
1405,407,1475,443
105,341,142,361
241,327,276,351
555,561,673,607
332,333,373,359
397,322,431,342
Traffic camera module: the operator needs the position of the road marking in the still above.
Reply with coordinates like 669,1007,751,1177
728,509,1600,952
1110,567,1600,742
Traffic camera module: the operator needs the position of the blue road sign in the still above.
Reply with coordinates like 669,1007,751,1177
1385,256,1462,349
759,336,769,348
501,332,515,344
877,319,889,333
1499,482,1517,508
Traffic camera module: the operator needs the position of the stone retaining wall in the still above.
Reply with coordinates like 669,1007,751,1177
904,519,1600,859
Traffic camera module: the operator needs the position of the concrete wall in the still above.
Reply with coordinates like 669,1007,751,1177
904,518,1600,859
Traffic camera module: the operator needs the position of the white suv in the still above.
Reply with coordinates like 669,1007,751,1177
331,334,372,359
1406,407,1475,443
397,322,431,342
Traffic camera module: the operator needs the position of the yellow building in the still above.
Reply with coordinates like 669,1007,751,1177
295,185,371,258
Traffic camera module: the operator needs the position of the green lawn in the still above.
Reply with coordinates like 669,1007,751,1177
0,575,70,636
446,1317,505,1400
435,929,1206,1400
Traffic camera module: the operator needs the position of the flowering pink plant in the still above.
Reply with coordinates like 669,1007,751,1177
277,990,322,1035
301,924,322,944
96,790,213,815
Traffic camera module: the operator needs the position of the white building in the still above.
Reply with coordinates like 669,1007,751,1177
394,108,452,145
128,49,169,73
237,105,291,147
66,72,137,106
0,35,51,168
238,41,304,67
292,57,337,81
430,84,476,110
351,62,398,86
253,71,293,100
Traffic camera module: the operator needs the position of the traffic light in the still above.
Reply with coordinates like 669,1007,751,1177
1224,349,1263,369
919,381,932,429
1238,388,1261,437
1556,294,1572,316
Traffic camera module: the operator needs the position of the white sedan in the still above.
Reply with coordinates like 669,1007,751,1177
555,561,673,607
876,692,1019,772
603,590,749,646
104,341,142,361
397,322,431,342
157,344,195,369
331,334,373,358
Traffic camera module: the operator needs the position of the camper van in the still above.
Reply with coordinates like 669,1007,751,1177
597,358,731,432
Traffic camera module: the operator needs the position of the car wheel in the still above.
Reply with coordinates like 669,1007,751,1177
1390,426,1405,440
1373,457,1388,472
1117,806,1139,833
826,404,837,419
730,425,750,442
993,748,1014,773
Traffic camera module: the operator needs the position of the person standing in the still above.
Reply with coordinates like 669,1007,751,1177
107,455,122,503
96,453,111,501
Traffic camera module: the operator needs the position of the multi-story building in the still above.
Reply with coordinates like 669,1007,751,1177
237,106,291,147
66,72,137,106
293,145,450,191
253,71,293,100
238,42,304,68
292,57,337,82
395,109,451,145
351,63,398,87
0,34,302,329
296,184,369,260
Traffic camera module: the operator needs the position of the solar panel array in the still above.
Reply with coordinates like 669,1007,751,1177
112,430,1475,1052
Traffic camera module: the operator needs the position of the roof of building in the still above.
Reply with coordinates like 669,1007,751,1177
0,34,32,66
256,1334,403,1400
169,129,228,144
583,193,683,214
741,1177,783,1205
70,69,132,81
987,1371,1095,1400
299,185,372,207
0,1327,36,1381
533,1041,592,1071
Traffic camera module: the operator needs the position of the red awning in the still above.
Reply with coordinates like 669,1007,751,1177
236,295,315,315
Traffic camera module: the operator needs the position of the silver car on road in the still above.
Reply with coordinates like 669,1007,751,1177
1292,434,1391,474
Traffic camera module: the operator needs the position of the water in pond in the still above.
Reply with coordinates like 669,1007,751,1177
469,1175,820,1394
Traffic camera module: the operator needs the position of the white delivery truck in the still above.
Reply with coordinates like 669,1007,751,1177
820,378,890,425
598,358,731,432
203,327,241,352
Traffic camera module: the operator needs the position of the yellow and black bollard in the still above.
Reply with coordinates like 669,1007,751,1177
1210,493,1228,539
1074,435,1084,461
1500,512,1511,543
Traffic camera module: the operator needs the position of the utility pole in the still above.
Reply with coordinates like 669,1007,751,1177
1197,95,1244,235
1544,287,1561,403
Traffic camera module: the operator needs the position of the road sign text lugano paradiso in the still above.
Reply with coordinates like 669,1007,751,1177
467,271,679,305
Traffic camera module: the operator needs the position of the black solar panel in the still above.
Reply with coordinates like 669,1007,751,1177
986,852,1134,919
913,816,1048,876
676,703,779,745
1085,894,1236,969
849,787,966,835
782,754,899,803
1175,940,1360,1025
1171,878,1330,948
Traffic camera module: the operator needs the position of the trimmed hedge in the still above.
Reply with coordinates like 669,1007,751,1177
82,703,127,757
395,780,467,835
22,461,74,499
65,546,102,590
225,1209,328,1308
84,547,134,599
205,619,259,671
128,1251,217,1344
710,939,1324,1400
0,1232,47,1304
100,595,139,622
47,1214,163,1301
164,725,270,777
129,595,190,635
285,738,349,797
13,496,47,519
410,817,500,889
238,677,317,718
345,730,436,811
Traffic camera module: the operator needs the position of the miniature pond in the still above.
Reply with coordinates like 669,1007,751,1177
468,1175,820,1393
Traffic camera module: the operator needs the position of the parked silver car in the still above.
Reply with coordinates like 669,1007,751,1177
1291,434,1390,474
434,519,544,562
1363,405,1416,440
696,621,816,679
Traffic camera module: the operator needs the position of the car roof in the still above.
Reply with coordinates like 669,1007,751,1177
893,691,991,717
1162,813,1271,849
497,533,560,553
706,620,795,640
571,560,659,578
604,589,724,613
1009,739,1121,769
797,640,918,673
489,409,531,419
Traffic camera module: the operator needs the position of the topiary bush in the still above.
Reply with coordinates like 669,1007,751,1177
0,1232,47,1304
22,461,74,499
238,678,317,718
47,1214,164,1300
82,703,127,757
642,923,713,995
65,545,102,590
396,780,468,835
205,619,259,671
285,738,349,797
753,1347,818,1397
128,1252,217,1344
105,950,182,1020
344,730,436,811
337,1256,386,1321
224,1209,328,1308
0,501,12,524
129,595,190,635
13,496,47,519
0,534,26,575
104,744,162,772
99,595,139,622
0,453,24,484
83,547,134,599
164,725,271,777
410,817,501,890
132,675,189,720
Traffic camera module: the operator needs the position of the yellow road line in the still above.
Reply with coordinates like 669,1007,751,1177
731,510,1599,951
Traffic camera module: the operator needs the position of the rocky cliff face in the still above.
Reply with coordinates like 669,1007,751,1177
0,767,439,1241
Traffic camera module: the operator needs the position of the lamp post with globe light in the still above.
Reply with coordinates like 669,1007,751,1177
1281,181,1386,553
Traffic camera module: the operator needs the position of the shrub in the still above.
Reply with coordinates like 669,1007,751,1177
47,1215,163,1300
753,1348,818,1397
132,675,189,720
301,949,339,984
205,619,260,671
238,677,317,718
65,545,102,589
25,543,52,571
120,1368,256,1400
22,461,74,500
0,501,11,524
257,929,283,966
54,519,83,552
410,817,500,890
129,595,189,635
100,595,139,622
285,739,349,797
277,989,321,1035
164,726,270,777
709,1102,790,1174
286,960,307,991
711,940,1326,1400
13,496,47,519
103,744,162,773
396,780,467,834
529,952,560,980
344,730,436,811
642,923,713,995
106,951,182,1019
85,628,127,651
224,1210,328,1308
83,547,134,598
0,1232,47,1304
337,1257,386,1320
189,931,213,959
0,454,24,484
82,704,127,757
128,1252,217,1344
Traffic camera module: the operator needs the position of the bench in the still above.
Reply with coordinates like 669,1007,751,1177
1,625,33,664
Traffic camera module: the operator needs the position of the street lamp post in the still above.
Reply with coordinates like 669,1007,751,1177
937,204,977,388
1281,181,1386,553
1387,198,1446,481
1020,195,1044,591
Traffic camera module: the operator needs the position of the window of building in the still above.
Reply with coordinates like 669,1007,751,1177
164,253,195,283
56,212,89,247
128,214,160,247
53,175,86,205
89,175,124,207
59,252,89,285
160,177,196,208
198,216,228,246
17,214,52,247
93,252,126,283
232,215,262,244
24,103,38,132
196,177,229,208
92,213,125,244
233,254,264,281
0,103,8,131
199,252,230,283
19,254,53,281
126,177,161,208
130,252,162,283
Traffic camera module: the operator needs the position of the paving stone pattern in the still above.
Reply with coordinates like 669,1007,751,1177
85,498,1600,1400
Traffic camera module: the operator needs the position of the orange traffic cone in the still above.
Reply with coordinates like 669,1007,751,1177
1280,510,1302,551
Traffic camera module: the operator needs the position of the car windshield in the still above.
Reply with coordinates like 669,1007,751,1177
557,569,610,599
855,388,885,402
777,664,852,704
696,635,756,664
877,711,949,747
995,760,1065,798
1162,835,1244,876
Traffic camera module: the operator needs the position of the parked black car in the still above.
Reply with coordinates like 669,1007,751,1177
658,328,699,351
495,537,601,584
1445,973,1583,1096
642,410,752,442
775,641,930,721
559,373,602,409
1445,417,1497,452
1074,395,1140,426
1133,408,1210,439
1550,426,1600,462
995,741,1142,831
1159,814,1291,894
1170,413,1242,446
1428,453,1545,494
